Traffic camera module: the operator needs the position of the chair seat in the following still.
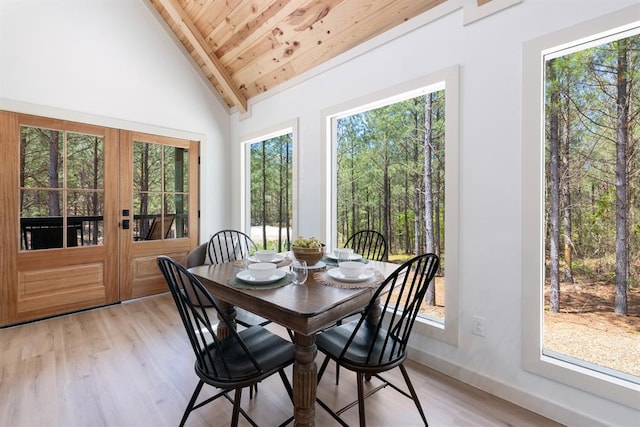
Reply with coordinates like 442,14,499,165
316,320,405,372
198,326,294,386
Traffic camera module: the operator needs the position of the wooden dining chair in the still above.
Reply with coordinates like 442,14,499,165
157,256,294,427
316,253,440,427
344,229,388,262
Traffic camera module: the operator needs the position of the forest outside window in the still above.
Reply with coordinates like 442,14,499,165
20,125,105,250
244,127,295,251
326,67,459,345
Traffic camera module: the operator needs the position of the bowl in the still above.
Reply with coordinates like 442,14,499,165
291,244,325,266
248,262,277,280
339,261,365,278
255,249,276,262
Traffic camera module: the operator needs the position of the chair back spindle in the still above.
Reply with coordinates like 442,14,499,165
344,229,388,262
207,229,257,264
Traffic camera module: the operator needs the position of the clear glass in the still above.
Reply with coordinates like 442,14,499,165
67,190,104,246
67,132,104,189
133,141,190,241
290,260,308,285
20,126,63,188
19,126,106,250
249,133,293,251
164,145,189,192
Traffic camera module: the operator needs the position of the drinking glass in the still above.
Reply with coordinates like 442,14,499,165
290,260,308,285
337,248,354,267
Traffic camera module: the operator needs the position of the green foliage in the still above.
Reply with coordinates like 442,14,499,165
336,91,445,258
545,33,640,285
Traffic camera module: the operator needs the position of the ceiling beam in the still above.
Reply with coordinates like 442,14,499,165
156,0,248,113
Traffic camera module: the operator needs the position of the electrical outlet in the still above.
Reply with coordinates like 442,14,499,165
472,315,485,336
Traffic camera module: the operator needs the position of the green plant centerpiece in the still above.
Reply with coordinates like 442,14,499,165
291,236,325,266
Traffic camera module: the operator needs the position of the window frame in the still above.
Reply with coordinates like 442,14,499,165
322,66,460,346
241,119,299,240
521,4,640,409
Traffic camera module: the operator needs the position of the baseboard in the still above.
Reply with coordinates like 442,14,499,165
407,347,612,427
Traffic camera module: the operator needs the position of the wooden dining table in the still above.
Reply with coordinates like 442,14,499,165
189,258,397,426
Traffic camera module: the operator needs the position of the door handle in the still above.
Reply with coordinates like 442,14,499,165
122,219,130,229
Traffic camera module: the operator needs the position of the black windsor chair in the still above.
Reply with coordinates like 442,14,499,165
316,253,439,427
334,229,389,384
193,230,272,328
344,229,388,262
157,256,294,427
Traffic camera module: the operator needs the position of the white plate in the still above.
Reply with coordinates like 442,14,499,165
248,254,285,263
236,269,287,284
306,260,326,270
327,268,375,282
326,252,363,261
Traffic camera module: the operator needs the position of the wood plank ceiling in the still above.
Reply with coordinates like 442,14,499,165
148,0,485,113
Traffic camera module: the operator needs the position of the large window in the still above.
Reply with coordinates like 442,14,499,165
522,5,640,409
243,123,297,250
325,67,459,345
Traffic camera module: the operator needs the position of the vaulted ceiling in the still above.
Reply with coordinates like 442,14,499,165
148,0,500,113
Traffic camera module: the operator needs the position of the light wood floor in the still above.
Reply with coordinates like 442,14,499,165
0,294,563,427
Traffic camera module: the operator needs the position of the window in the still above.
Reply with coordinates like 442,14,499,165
20,125,104,250
324,66,459,345
242,122,297,250
522,5,640,409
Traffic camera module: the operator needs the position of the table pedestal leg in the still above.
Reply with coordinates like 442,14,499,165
215,300,237,339
293,332,317,426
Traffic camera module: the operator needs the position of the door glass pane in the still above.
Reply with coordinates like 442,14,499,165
67,133,104,189
68,191,104,246
164,146,189,192
133,141,162,192
133,141,189,241
21,127,63,188
20,126,105,250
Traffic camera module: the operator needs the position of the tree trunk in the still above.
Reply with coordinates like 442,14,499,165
561,75,573,283
48,130,61,216
614,39,629,315
548,62,561,313
424,93,436,306
261,141,267,248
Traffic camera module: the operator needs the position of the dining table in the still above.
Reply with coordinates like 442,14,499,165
189,256,398,427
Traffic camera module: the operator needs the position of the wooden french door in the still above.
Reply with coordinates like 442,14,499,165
118,131,198,300
0,112,198,326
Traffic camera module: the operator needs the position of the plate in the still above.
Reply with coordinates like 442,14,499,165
326,252,363,261
236,269,287,284
248,254,285,263
306,260,326,270
327,267,375,282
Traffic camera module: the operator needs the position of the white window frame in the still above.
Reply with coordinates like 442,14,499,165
240,119,299,240
322,66,460,346
521,4,640,409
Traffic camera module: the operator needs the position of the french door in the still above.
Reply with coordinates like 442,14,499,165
0,112,198,325
118,130,198,299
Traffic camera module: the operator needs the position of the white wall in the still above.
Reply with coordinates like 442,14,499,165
0,0,230,240
230,1,640,425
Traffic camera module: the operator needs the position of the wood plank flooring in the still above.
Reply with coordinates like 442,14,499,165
0,293,563,426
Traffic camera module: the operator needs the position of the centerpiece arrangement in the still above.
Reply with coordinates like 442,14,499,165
291,236,325,266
